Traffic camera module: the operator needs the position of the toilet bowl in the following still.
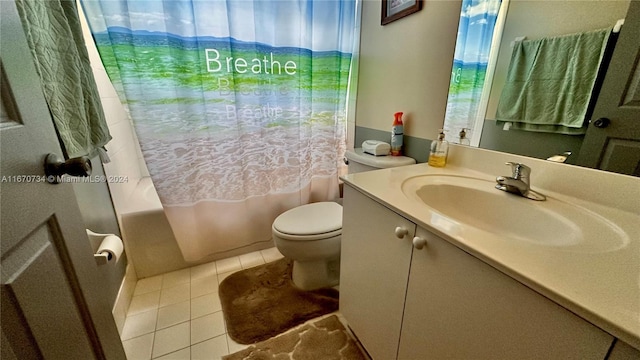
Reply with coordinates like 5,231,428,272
272,202,343,290
273,148,416,290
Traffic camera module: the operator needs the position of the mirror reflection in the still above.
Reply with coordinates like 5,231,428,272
444,0,632,170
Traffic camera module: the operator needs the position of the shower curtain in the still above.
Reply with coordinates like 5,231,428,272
81,0,359,261
443,0,501,142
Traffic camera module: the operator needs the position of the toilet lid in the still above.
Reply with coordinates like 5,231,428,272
273,202,343,236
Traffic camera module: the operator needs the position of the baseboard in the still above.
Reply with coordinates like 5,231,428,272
111,263,138,336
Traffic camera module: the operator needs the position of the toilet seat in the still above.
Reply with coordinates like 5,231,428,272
272,202,342,241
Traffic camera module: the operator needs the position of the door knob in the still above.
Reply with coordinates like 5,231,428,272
44,153,92,184
592,117,610,128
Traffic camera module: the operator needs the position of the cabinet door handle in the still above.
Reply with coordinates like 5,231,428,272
395,227,409,239
413,236,427,250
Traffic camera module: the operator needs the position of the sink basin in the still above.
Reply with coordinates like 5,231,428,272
401,175,629,253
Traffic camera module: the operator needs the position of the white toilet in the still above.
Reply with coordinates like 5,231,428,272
272,148,415,290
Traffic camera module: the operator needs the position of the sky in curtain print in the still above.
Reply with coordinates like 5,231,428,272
80,0,357,53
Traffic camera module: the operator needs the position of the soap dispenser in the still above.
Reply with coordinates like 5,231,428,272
428,129,449,167
458,128,470,146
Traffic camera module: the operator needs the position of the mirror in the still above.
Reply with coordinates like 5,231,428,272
472,0,631,167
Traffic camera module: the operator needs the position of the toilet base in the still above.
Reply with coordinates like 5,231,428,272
291,257,340,291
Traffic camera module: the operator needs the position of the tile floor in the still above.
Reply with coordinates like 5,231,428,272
120,247,285,360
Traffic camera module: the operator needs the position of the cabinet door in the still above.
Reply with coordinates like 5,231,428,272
398,227,614,360
340,186,416,360
607,339,640,360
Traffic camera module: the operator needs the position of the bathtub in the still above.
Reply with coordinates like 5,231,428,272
119,177,188,278
120,177,274,278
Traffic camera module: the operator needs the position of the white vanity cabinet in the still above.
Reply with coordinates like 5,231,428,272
608,340,640,360
340,185,416,360
340,185,616,359
399,226,613,359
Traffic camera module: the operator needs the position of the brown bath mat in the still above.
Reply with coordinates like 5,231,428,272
219,258,339,344
222,315,367,360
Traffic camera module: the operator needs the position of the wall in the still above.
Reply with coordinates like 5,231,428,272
78,4,148,239
79,4,147,334
77,5,149,210
479,120,586,162
88,51,149,210
71,158,125,307
481,0,630,160
354,0,462,161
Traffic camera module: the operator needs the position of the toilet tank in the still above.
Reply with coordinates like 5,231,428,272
345,148,416,174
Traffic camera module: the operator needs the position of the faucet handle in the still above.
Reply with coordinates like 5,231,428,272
504,162,530,180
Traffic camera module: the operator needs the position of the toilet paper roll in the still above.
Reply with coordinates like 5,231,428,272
97,235,124,264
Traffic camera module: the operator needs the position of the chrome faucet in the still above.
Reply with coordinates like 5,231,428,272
495,162,546,201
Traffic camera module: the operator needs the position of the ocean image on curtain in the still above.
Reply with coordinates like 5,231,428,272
444,0,500,141
81,0,357,261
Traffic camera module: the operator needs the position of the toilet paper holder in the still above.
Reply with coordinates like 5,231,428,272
94,252,110,266
87,229,124,266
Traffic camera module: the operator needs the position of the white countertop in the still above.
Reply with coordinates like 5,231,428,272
341,145,640,349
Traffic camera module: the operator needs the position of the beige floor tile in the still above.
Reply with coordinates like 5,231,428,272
156,301,190,330
191,293,221,319
134,275,163,296
190,275,218,299
162,268,191,289
260,247,284,263
191,335,229,360
128,291,161,316
122,309,158,340
239,251,265,269
159,283,191,308
215,257,241,274
123,333,154,360
152,322,190,359
122,251,306,360
153,347,190,360
191,312,225,345
190,262,217,280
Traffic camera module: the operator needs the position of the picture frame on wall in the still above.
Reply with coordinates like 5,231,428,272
381,0,423,25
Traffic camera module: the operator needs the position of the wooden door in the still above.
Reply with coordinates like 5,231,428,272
0,1,125,359
577,1,640,176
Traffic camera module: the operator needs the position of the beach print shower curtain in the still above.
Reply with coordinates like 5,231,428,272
81,0,358,261
443,0,501,142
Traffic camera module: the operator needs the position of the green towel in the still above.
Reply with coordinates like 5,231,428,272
495,28,612,135
16,0,111,159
